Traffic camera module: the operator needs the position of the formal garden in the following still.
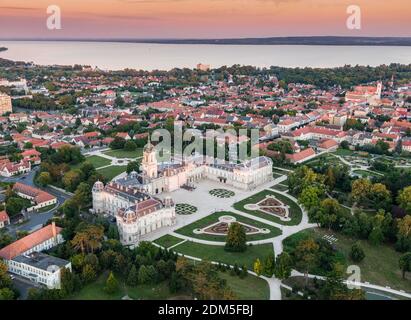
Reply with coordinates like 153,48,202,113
174,211,282,242
233,190,302,225
175,203,198,215
209,189,235,198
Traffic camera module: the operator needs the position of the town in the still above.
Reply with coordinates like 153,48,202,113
0,59,410,301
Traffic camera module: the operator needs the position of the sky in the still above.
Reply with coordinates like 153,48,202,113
0,0,410,39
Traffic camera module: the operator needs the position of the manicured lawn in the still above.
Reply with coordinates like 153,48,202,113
233,190,302,226
283,228,411,293
97,166,127,181
84,155,112,169
271,184,289,192
333,148,356,156
154,234,185,248
70,271,180,300
272,172,284,179
104,148,143,159
352,169,383,179
174,211,282,242
219,272,270,300
171,241,274,270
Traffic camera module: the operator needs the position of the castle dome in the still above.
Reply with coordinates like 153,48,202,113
120,209,138,224
92,180,104,192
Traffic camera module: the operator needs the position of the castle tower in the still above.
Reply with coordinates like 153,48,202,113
141,137,158,179
92,181,105,214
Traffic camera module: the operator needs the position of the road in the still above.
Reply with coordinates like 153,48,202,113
1,167,71,236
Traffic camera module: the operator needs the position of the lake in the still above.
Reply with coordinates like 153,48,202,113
1,41,411,71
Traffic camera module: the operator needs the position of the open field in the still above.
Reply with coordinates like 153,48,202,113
97,166,127,180
171,241,274,270
70,272,179,300
154,234,185,248
219,272,270,300
104,149,143,159
283,228,411,293
84,155,112,168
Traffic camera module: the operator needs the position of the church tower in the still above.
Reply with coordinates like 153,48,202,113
142,137,158,179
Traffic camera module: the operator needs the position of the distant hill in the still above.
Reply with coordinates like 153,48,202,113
132,36,411,46
3,37,411,46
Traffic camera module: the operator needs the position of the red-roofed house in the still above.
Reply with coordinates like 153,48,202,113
286,148,316,164
13,182,57,212
318,139,339,152
0,211,10,229
0,222,70,289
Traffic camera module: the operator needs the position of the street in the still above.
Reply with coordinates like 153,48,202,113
0,166,71,236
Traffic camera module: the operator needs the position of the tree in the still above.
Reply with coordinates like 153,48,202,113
274,252,292,280
0,287,14,300
5,197,25,217
104,272,119,294
62,169,84,192
397,215,411,243
124,140,137,151
81,264,96,283
60,268,76,297
399,252,411,279
126,161,140,174
37,172,51,187
351,179,372,205
127,265,139,286
109,137,126,150
398,186,411,214
225,222,247,252
138,265,157,284
350,243,365,262
294,238,320,284
71,182,92,211
263,253,275,277
253,259,262,277
71,225,104,254
299,186,323,210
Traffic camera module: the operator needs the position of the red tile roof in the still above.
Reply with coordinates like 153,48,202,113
0,223,62,260
13,182,56,204
0,211,9,223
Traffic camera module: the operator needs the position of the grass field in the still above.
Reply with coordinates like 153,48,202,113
84,155,112,168
283,228,411,293
271,184,289,192
154,234,185,248
352,169,383,179
104,149,143,159
174,211,282,242
219,272,270,300
70,271,179,300
171,241,274,270
233,190,302,226
97,166,127,181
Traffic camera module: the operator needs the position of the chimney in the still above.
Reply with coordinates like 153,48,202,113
52,221,57,240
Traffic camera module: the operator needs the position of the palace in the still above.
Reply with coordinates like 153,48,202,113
91,142,272,246
92,180,176,246
115,141,274,195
